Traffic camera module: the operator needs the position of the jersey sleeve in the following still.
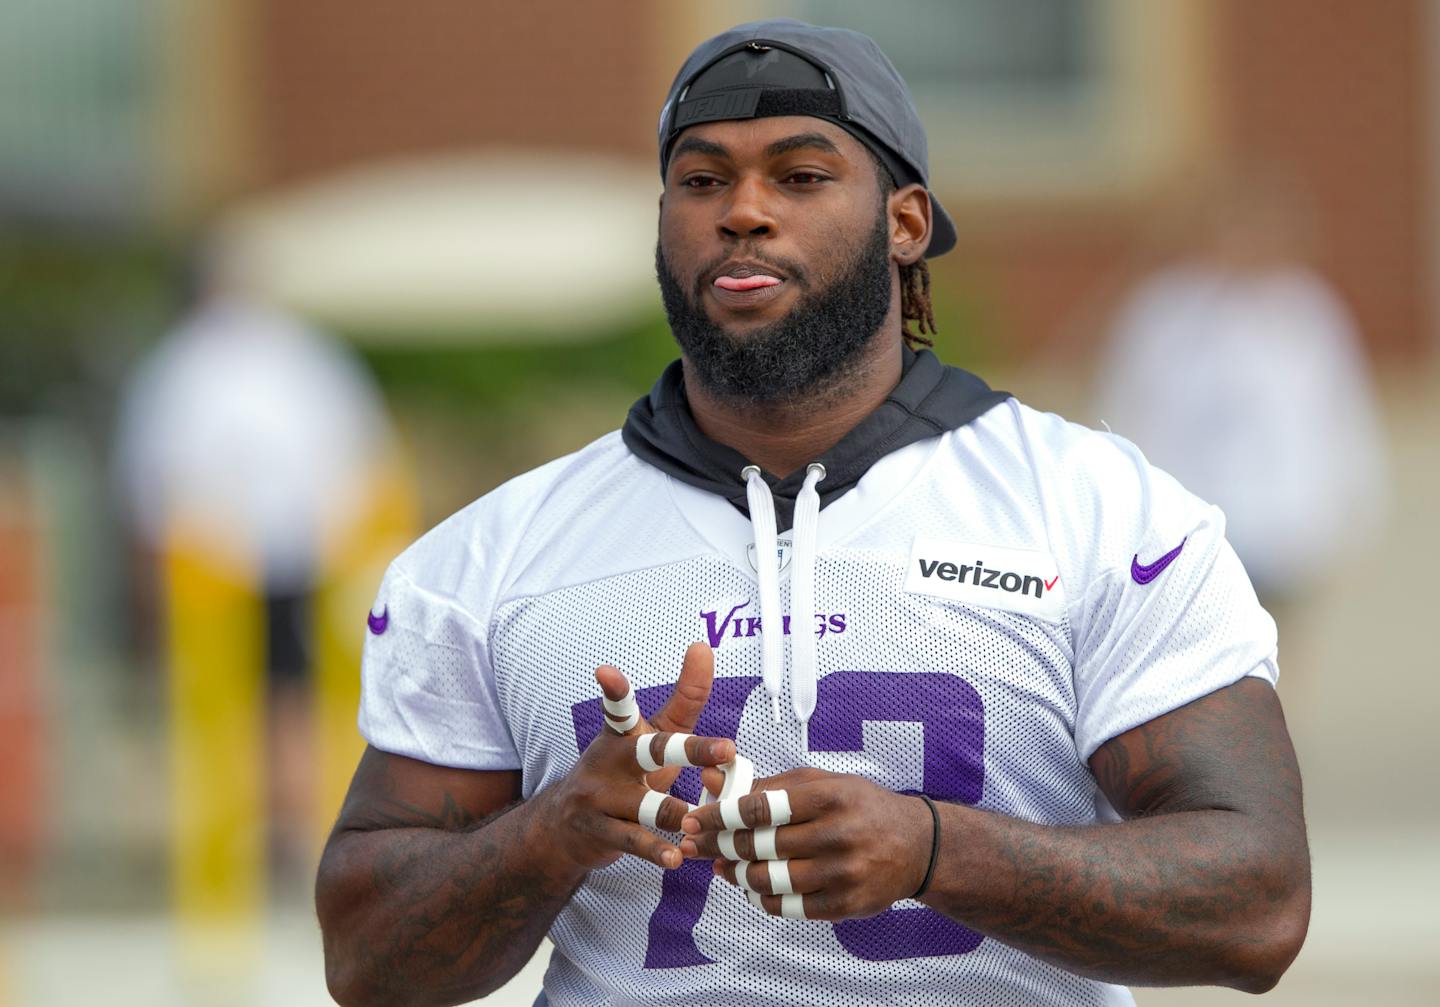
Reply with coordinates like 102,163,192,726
357,524,521,772
1064,433,1279,762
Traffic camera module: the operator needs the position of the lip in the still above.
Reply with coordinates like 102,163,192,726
707,259,790,311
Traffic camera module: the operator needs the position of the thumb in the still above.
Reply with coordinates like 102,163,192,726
595,664,633,703
651,642,714,733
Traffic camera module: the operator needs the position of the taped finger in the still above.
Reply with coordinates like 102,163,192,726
753,826,779,861
663,733,695,768
637,789,667,830
744,890,806,919
764,789,793,827
767,860,793,896
719,798,747,831
635,734,662,773
603,687,640,734
716,755,754,800
733,861,757,892
717,830,740,862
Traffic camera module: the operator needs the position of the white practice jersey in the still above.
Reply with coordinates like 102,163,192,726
360,398,1277,1007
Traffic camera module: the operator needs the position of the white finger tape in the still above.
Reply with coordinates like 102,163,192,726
753,826,779,861
719,798,747,831
662,733,695,768
603,688,638,717
637,789,667,830
768,859,793,896
605,709,639,733
717,755,754,801
733,861,756,892
780,893,806,920
746,890,765,911
635,735,662,773
765,789,793,827
601,686,634,714
717,830,740,862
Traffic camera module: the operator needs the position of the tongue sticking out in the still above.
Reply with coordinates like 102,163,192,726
714,274,782,291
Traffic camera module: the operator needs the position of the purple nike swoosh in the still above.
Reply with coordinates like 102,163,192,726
367,606,389,635
1131,538,1187,585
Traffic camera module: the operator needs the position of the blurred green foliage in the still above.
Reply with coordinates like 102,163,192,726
357,315,678,413
0,235,177,417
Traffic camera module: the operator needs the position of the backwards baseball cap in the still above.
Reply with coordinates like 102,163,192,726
658,18,955,259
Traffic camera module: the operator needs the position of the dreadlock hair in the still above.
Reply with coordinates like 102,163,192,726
867,147,937,350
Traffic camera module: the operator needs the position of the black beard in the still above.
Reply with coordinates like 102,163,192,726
655,210,893,405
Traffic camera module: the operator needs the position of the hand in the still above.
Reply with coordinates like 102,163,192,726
596,641,716,795
542,643,736,875
677,768,934,921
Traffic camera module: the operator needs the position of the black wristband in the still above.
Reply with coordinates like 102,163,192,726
913,794,942,899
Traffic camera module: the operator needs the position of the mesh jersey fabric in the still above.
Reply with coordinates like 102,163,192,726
359,398,1278,1007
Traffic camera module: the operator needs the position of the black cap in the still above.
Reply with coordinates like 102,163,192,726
658,18,956,259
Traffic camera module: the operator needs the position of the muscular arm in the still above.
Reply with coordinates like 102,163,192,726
920,678,1311,991
315,748,582,1007
317,644,732,1006
689,677,1308,991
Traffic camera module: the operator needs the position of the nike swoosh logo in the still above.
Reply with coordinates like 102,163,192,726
367,606,389,635
1131,538,1187,584
1044,575,1060,591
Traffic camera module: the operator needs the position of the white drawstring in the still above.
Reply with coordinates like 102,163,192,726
743,466,786,723
742,463,825,725
789,463,825,724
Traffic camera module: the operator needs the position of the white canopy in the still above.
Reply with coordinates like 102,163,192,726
217,150,661,342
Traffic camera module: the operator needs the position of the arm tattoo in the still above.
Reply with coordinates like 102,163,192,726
317,751,581,1005
922,678,1310,991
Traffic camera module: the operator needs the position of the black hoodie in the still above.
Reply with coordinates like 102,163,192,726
622,348,1011,533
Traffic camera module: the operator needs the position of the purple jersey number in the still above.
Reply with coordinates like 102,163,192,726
807,671,985,959
569,670,985,967
570,675,762,968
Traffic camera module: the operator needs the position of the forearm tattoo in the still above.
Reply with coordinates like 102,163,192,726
318,754,578,1005
923,679,1309,989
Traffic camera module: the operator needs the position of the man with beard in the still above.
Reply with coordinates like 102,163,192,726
317,20,1309,1007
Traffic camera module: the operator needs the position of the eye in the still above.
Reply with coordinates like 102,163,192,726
681,175,723,189
784,171,831,185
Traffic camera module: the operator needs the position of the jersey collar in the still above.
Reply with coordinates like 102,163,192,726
622,347,1010,532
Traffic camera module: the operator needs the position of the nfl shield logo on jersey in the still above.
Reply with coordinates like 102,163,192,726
747,537,793,573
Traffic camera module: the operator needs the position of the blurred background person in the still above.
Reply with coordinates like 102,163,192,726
1094,169,1388,613
112,244,401,887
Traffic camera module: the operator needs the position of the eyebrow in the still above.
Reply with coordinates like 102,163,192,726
763,132,841,158
671,136,730,160
669,131,843,163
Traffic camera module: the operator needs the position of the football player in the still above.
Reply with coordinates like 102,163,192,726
317,20,1310,1006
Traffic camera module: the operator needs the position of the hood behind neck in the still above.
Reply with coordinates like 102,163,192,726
622,348,1010,532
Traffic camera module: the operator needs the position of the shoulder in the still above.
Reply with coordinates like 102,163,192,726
387,430,645,608
963,399,1218,593
966,397,1163,497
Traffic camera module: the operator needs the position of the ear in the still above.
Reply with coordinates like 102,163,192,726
888,183,932,265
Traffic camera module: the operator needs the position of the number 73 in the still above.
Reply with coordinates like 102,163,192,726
570,671,985,967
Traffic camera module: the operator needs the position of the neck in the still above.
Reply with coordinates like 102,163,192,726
682,334,905,478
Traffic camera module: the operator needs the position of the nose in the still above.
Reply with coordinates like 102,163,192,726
718,174,775,241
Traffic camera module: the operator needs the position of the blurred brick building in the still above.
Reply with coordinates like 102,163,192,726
17,0,1432,361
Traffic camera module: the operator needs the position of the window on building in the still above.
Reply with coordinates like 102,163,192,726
0,0,154,224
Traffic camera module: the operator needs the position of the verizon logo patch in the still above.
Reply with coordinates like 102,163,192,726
904,537,1066,622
